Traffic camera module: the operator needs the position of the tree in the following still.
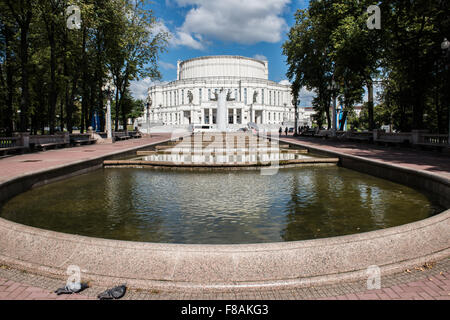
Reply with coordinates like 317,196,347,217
0,0,169,135
3,0,35,132
284,0,450,133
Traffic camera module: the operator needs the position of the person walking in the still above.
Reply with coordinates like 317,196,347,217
285,127,288,136
279,127,283,136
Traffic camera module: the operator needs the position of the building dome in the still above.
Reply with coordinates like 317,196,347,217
178,56,269,80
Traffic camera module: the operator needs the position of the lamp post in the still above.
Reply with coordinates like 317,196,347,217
293,97,300,136
327,79,341,137
442,38,450,144
146,96,152,135
102,82,113,143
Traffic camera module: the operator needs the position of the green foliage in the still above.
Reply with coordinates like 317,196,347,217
0,0,169,135
283,0,450,133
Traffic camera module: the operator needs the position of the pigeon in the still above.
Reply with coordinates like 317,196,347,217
55,282,89,295
97,285,127,300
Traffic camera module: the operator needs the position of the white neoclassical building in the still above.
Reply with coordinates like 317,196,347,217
140,56,297,131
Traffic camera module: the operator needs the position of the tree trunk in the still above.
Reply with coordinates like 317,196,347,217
48,22,57,134
80,26,88,133
19,26,30,132
367,80,374,131
4,25,15,135
325,100,331,130
114,82,120,131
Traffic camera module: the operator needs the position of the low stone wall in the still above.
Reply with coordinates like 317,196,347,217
280,140,450,209
0,137,448,292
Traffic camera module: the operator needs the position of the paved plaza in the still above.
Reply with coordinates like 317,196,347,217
0,135,448,300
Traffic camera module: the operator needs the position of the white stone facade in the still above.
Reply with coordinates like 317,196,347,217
141,56,296,130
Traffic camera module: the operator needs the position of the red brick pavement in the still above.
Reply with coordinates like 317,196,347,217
0,134,173,183
0,272,448,300
324,273,450,300
279,135,450,179
0,277,94,300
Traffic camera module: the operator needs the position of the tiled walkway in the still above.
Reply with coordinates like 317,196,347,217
0,134,174,183
0,259,448,300
279,135,450,179
0,134,449,300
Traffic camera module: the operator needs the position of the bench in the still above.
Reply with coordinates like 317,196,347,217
114,135,131,142
0,137,28,156
300,130,317,137
346,132,373,143
128,131,142,139
0,146,28,156
70,134,96,146
113,131,132,142
29,135,70,151
31,142,70,151
374,133,412,147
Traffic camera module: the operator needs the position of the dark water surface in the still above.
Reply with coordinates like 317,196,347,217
0,167,443,244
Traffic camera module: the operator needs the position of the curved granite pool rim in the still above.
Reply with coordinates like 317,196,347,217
0,140,448,292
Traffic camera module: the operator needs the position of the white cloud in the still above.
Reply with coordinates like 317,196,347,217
159,61,177,70
279,80,316,106
253,54,268,61
152,21,205,50
171,31,205,50
172,0,291,47
130,78,168,100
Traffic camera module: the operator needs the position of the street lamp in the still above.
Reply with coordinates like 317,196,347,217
102,82,114,142
146,95,152,135
441,38,450,144
327,79,341,137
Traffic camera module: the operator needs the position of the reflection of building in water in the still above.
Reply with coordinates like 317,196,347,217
139,56,296,130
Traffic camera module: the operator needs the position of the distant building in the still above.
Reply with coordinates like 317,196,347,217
139,56,296,130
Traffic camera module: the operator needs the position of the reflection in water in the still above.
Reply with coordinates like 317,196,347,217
139,152,311,165
0,167,443,244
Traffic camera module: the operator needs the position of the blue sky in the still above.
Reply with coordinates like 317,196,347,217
131,0,315,106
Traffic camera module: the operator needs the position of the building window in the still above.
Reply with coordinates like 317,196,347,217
208,89,211,100
169,92,172,106
244,88,247,105
182,90,184,105
212,109,217,124
229,109,234,124
237,109,242,124
199,89,202,104
262,89,265,105
234,89,238,101
205,108,210,124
